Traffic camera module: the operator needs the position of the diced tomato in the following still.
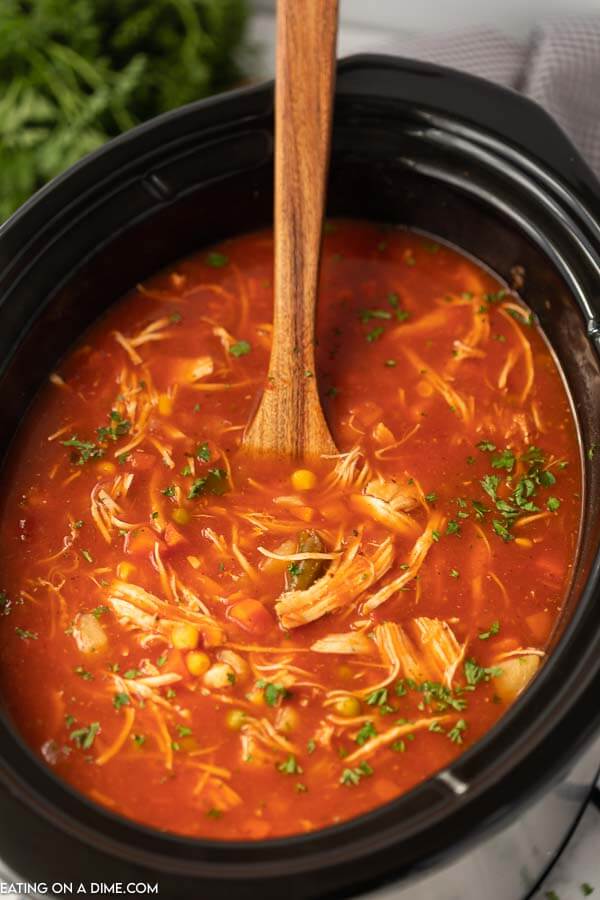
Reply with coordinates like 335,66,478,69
228,599,274,635
130,451,157,471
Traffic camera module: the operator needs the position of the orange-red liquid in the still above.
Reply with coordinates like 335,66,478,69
0,222,580,839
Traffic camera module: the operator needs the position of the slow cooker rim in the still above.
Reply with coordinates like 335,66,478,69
0,54,599,886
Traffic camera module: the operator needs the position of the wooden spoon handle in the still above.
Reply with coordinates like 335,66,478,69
245,0,339,459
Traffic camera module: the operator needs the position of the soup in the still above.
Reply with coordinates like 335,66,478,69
0,221,581,840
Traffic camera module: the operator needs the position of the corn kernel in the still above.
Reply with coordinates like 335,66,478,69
334,696,361,718
291,469,317,491
97,461,116,476
116,561,136,581
226,709,246,731
158,393,173,416
172,507,191,526
246,688,265,706
171,623,199,650
186,650,210,676
515,537,533,548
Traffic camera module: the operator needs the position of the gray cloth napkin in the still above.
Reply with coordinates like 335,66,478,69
386,16,600,177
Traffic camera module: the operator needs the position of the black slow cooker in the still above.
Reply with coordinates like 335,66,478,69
0,56,599,900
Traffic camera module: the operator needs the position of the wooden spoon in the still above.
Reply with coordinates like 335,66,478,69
243,0,339,460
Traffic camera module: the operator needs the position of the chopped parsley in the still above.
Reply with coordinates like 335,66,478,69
132,734,146,747
481,474,500,501
206,252,228,268
113,692,130,710
161,485,176,497
365,326,384,343
446,519,461,536
97,410,131,442
256,680,291,707
175,725,193,738
188,468,229,499
491,449,515,472
81,549,93,563
447,719,468,744
450,568,460,578
74,666,93,680
307,739,316,754
547,496,561,511
428,720,445,734
123,668,141,679
92,605,109,619
340,761,373,786
277,755,303,775
492,519,514,542
70,722,100,750
425,492,437,503
229,340,251,357
60,435,104,465
359,308,392,322
207,807,223,819
196,442,211,462
15,627,37,640
464,658,502,686
355,721,377,746
478,621,500,640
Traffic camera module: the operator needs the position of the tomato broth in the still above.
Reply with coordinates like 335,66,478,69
0,221,581,839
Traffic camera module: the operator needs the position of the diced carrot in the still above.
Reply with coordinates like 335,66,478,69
290,506,314,523
198,621,225,648
164,523,187,548
125,527,159,556
228,599,274,635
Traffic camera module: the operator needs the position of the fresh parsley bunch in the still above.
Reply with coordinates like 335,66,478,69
0,0,248,220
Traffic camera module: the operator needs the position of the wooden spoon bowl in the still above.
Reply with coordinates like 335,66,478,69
243,0,339,461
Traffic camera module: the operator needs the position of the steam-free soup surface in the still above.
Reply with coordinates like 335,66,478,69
0,222,580,839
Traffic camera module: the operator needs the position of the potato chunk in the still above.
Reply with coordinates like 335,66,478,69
494,655,540,703
73,613,108,654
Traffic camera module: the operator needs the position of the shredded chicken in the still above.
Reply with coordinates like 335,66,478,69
363,512,443,613
365,618,464,694
310,630,374,655
275,535,394,629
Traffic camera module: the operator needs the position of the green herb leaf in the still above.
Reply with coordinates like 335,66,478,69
256,680,291,707
355,721,377,746
70,722,100,750
229,340,251,357
113,692,130,710
277,754,303,775
206,252,228,268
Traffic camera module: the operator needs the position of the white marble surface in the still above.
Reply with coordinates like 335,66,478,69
532,792,600,898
